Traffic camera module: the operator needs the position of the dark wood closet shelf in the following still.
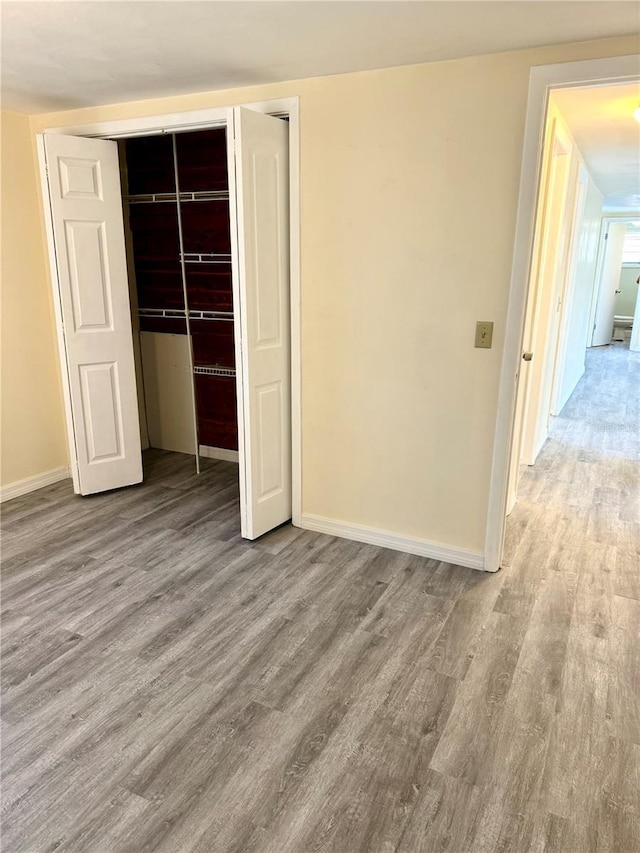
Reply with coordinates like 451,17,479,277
132,256,184,264
176,128,229,194
195,371,238,451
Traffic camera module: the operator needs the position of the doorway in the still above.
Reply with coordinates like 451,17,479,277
121,127,239,471
484,54,640,572
508,81,640,523
590,217,640,350
37,99,301,540
509,111,574,506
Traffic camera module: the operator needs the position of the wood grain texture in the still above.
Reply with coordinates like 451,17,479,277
1,343,638,852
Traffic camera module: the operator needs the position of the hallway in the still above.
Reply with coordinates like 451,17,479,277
505,341,640,562
496,340,640,850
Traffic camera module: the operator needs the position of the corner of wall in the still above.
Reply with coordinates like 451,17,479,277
0,110,69,489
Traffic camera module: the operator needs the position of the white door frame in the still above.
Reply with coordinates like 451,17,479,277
484,54,639,573
37,97,302,525
588,214,638,347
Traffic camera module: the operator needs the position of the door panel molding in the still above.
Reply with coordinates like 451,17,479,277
229,106,291,539
42,133,142,494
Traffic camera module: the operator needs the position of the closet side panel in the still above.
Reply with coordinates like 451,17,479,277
140,332,197,454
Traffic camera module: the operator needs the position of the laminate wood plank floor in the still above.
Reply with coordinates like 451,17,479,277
2,342,639,852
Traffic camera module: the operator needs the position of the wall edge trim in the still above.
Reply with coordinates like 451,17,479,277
1,467,71,503
198,445,239,463
298,513,487,571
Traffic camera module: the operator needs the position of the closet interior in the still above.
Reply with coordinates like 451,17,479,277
120,127,238,469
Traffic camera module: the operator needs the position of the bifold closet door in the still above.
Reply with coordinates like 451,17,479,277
229,107,291,539
42,134,142,494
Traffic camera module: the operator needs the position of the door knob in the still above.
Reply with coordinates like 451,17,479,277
522,352,533,361
615,289,622,294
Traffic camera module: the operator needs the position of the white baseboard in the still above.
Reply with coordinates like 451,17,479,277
1,467,71,503
199,445,239,463
299,513,485,571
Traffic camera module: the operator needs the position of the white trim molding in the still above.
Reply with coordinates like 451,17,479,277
48,97,296,139
300,514,485,571
199,445,239,463
1,467,71,503
484,53,640,573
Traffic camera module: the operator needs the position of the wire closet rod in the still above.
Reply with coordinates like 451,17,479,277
138,308,234,321
182,253,232,264
193,365,236,377
125,191,229,204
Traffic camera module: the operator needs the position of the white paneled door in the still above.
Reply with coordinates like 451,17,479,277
229,108,292,539
592,222,627,347
43,134,142,494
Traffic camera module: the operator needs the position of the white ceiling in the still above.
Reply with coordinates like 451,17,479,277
552,82,640,211
1,1,639,114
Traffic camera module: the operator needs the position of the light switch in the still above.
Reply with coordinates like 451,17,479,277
475,321,493,349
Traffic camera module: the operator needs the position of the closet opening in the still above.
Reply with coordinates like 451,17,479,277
39,100,297,540
120,126,238,474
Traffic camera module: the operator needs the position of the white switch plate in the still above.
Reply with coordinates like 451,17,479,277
475,321,493,348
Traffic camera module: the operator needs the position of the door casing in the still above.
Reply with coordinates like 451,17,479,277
37,97,302,525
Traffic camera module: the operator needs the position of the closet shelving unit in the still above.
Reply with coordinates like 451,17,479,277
123,128,238,463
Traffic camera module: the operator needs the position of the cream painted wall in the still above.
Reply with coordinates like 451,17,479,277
1,109,68,488
616,266,640,318
140,333,197,455
14,34,638,552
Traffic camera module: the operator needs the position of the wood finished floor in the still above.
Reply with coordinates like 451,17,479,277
1,342,639,853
